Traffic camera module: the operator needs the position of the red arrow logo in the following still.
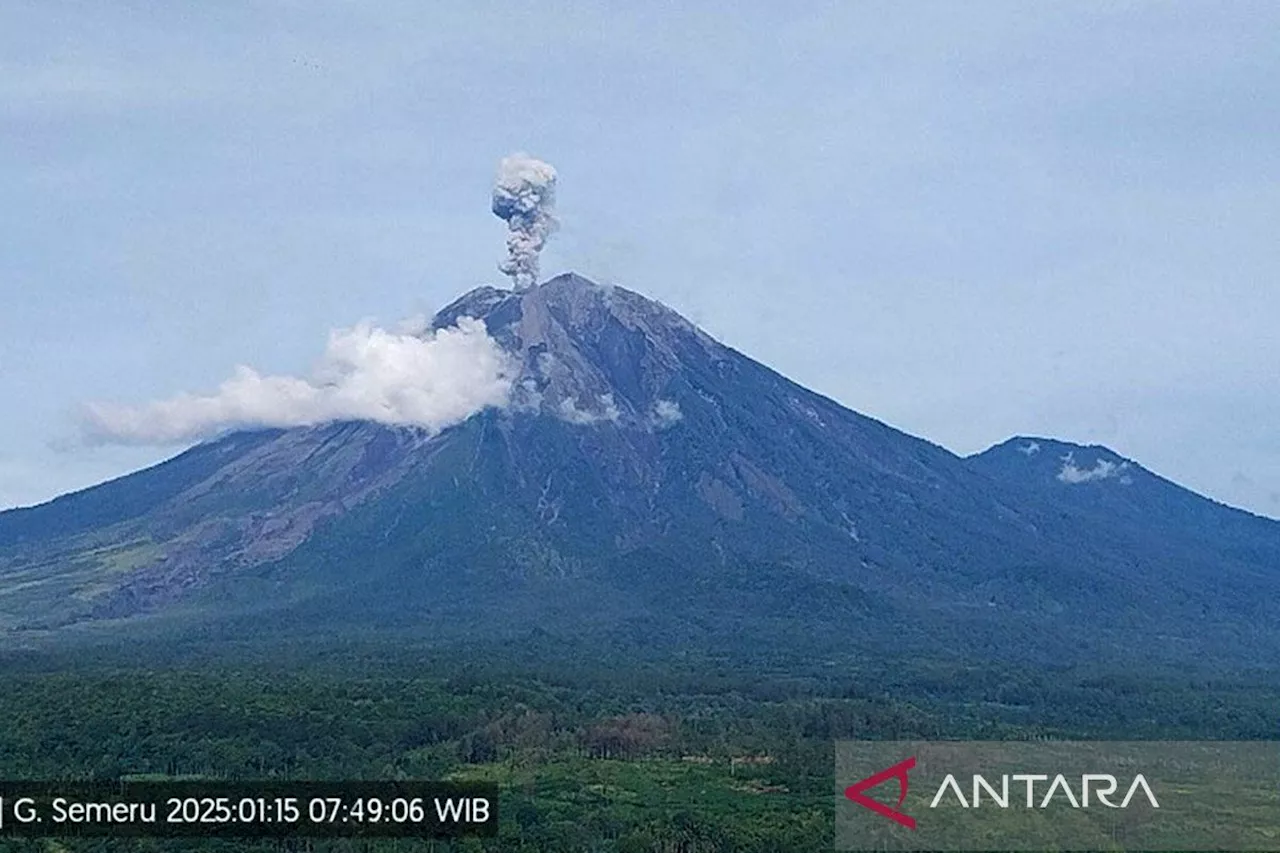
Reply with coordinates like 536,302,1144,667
843,756,917,829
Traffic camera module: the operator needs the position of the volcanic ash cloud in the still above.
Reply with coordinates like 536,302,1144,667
84,317,517,446
491,153,558,290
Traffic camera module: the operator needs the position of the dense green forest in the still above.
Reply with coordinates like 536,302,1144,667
0,640,1276,852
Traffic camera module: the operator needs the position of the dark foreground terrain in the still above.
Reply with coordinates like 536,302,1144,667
0,637,1276,853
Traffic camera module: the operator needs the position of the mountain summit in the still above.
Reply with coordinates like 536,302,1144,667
2,274,1278,666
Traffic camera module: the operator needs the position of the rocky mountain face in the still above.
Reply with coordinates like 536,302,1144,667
970,437,1280,564
2,273,1278,666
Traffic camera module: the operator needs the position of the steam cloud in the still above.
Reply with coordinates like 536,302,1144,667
558,393,621,426
85,317,517,446
491,153,558,290
1057,453,1133,484
651,399,683,429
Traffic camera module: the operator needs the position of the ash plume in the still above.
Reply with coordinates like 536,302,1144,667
491,153,558,290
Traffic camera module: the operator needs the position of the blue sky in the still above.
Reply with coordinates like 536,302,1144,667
2,1,1278,517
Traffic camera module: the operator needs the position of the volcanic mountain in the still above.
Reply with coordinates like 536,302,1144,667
2,273,1277,666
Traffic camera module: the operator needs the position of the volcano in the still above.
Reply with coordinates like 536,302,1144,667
2,273,1278,666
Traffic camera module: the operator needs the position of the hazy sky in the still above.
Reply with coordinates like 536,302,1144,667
3,1,1278,518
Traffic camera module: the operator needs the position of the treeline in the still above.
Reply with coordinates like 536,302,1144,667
0,669,936,779
0,653,1276,851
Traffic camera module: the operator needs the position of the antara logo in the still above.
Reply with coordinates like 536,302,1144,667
844,756,918,829
929,773,1159,809
844,757,1160,830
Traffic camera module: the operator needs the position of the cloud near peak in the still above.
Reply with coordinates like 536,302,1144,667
1057,453,1133,485
84,317,517,446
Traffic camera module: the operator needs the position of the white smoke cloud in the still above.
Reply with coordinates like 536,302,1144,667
491,153,558,290
650,399,683,430
558,393,621,426
84,317,517,446
1057,453,1132,484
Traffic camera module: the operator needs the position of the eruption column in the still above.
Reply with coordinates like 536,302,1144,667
491,153,558,290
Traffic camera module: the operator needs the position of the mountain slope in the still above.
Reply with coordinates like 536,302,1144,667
2,274,1278,666
970,437,1280,568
